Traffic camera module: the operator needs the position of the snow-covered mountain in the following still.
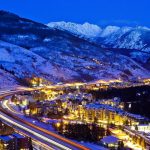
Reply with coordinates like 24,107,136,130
47,22,150,66
47,21,102,38
98,26,150,66
0,11,149,86
98,26,150,51
47,21,150,51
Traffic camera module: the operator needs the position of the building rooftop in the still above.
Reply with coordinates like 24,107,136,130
12,133,25,139
0,135,14,142
101,135,119,144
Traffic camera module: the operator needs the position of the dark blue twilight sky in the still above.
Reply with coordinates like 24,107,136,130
0,0,149,27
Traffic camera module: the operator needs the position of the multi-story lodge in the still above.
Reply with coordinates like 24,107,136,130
76,103,148,126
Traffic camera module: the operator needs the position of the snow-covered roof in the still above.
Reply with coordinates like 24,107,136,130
101,135,119,144
0,135,14,142
125,112,145,120
12,133,24,138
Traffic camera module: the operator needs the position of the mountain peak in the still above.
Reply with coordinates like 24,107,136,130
100,26,120,37
47,21,150,53
47,21,102,38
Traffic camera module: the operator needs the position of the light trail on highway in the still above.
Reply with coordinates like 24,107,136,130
13,129,54,150
0,112,71,150
2,100,22,115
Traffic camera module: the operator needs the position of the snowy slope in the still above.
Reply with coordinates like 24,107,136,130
0,69,18,89
0,40,80,82
99,26,150,51
0,39,149,84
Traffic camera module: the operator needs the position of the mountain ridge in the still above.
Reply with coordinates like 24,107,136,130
0,11,149,87
47,21,150,51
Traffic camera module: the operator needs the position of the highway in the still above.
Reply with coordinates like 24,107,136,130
0,88,90,150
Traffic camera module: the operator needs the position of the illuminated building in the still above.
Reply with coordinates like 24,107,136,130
76,103,148,126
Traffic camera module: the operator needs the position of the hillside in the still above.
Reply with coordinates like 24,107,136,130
0,11,149,87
